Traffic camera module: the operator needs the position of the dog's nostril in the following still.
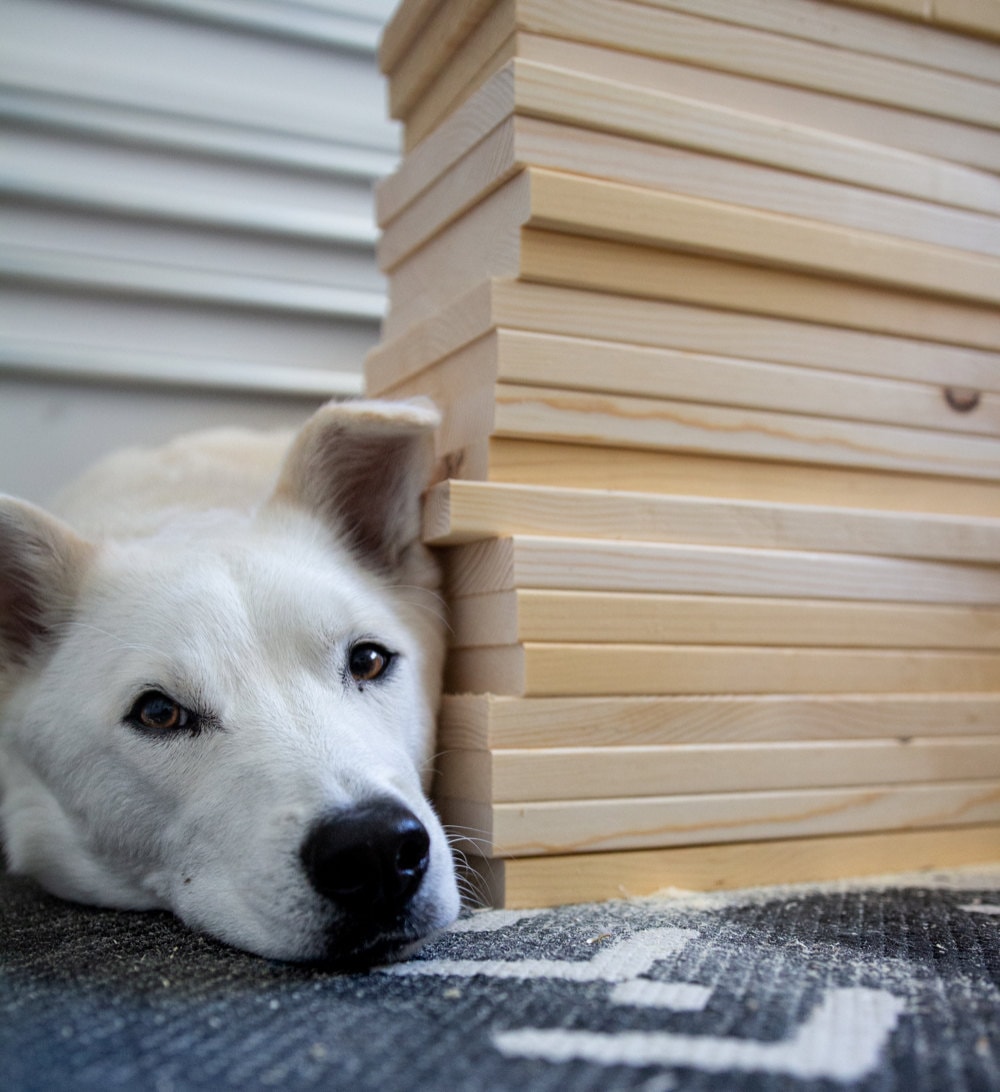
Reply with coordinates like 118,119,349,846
301,800,430,915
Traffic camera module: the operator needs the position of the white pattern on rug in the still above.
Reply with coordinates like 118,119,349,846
383,914,908,1081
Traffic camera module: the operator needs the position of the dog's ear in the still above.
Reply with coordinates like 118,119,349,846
270,399,440,575
0,497,93,668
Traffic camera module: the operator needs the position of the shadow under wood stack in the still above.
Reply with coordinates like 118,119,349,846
366,0,1000,908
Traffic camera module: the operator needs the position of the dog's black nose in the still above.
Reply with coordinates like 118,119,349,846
301,800,430,916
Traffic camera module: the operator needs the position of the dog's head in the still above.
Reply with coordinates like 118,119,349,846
0,400,460,965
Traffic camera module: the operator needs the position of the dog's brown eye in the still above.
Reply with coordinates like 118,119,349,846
127,691,193,732
348,643,393,684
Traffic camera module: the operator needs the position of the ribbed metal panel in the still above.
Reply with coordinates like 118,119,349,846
0,0,398,501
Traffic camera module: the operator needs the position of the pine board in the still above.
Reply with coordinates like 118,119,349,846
439,779,1000,856
380,162,1000,291
509,33,1000,177
424,480,1000,559
389,0,1000,138
379,113,1000,265
436,737,1000,803
377,62,1000,223
464,825,1000,907
482,439,1000,517
381,169,1000,324
446,643,1000,697
442,535,1000,604
832,0,1000,40
438,693,1000,749
388,0,497,115
486,383,1000,481
517,231,1000,352
379,0,443,73
486,332,1000,434
366,279,1000,400
446,590,1000,650
625,0,1000,83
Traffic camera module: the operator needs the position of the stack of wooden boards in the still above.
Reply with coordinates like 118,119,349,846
367,0,1000,907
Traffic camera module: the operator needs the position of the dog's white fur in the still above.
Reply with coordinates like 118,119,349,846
0,399,460,963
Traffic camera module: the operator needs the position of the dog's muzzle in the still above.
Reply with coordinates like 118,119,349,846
300,798,430,927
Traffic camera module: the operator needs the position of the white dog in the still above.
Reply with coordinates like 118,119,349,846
0,399,460,965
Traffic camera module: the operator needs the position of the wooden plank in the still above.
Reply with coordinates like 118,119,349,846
424,480,1000,559
527,170,1000,304
510,32,1000,173
446,590,1000,650
382,164,1000,301
442,535,1000,603
366,279,1000,399
626,0,1000,83
438,693,1000,749
445,643,1000,697
438,779,1000,856
833,0,1000,40
487,331,1000,435
436,737,1000,802
517,230,1000,352
381,168,1000,312
391,0,1000,137
388,0,498,114
380,0,444,73
376,62,1000,224
386,337,1000,480
509,58,1000,208
487,383,1000,481
464,825,1000,908
380,114,1000,263
401,9,515,147
484,440,1000,517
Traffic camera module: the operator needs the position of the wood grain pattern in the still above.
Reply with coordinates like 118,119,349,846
377,61,1000,224
442,535,1000,603
486,330,1000,434
438,779,1000,856
380,113,1000,264
383,166,1000,307
517,229,1000,352
367,279,1000,398
832,0,1000,40
390,0,1000,137
463,825,1000,907
483,439,1000,516
445,643,1000,697
512,32,1000,177
446,589,1000,649
424,480,1000,558
625,0,1000,82
436,737,1000,802
438,693,1000,749
487,383,1000,480
382,170,1000,340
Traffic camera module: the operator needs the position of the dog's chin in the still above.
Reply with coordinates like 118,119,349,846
306,922,432,972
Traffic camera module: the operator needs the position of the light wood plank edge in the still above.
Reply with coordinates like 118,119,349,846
423,479,1000,560
441,535,1000,605
833,0,1000,41
445,589,1000,650
438,778,1000,856
459,824,1000,908
366,279,1000,400
434,736,1000,803
444,644,1000,697
483,439,1000,518
438,693,1000,748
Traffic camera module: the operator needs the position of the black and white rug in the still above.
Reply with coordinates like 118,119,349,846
2,866,998,1091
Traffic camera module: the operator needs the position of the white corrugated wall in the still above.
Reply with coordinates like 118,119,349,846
0,0,398,503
